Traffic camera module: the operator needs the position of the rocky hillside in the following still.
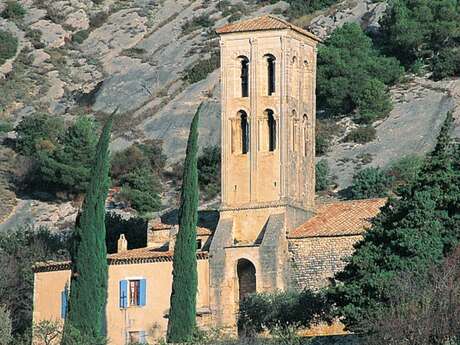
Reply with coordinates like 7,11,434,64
0,0,459,230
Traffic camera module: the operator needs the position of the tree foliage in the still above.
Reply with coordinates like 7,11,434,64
167,105,201,342
328,113,460,333
315,160,331,192
62,116,113,344
349,167,394,199
363,247,460,345
38,117,98,193
317,23,403,123
197,145,221,201
111,140,165,214
238,290,330,335
0,227,68,337
1,1,26,19
379,0,460,80
15,114,99,194
0,29,18,65
0,305,13,344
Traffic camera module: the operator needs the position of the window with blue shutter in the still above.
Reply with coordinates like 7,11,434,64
119,280,128,309
139,331,146,344
139,279,146,307
60,287,68,319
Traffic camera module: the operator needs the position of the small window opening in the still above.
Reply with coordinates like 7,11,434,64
303,114,308,157
266,110,276,151
129,280,140,306
266,55,276,95
240,57,249,97
196,239,203,250
241,112,249,154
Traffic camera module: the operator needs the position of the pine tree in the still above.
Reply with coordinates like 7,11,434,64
62,115,113,344
328,113,460,332
167,105,201,342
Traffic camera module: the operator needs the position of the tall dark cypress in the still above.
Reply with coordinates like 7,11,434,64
62,115,113,343
167,104,201,342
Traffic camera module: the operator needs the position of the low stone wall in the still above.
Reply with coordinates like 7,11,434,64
288,235,362,290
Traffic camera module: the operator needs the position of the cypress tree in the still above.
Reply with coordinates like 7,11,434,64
167,104,201,342
328,113,460,332
62,115,113,344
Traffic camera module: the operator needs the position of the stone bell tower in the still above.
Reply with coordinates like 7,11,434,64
209,15,320,328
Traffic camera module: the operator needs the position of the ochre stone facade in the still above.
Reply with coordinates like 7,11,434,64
32,16,386,345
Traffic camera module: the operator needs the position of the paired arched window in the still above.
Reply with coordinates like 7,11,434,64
240,111,249,154
239,56,249,98
265,109,276,152
265,54,276,96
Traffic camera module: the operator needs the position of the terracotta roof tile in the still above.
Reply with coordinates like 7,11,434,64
34,249,208,272
216,15,321,42
289,198,387,238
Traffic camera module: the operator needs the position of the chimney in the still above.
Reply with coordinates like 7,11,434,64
117,234,128,253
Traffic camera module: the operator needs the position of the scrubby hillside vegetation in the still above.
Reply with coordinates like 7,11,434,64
0,0,459,229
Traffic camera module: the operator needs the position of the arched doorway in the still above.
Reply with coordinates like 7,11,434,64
237,259,256,303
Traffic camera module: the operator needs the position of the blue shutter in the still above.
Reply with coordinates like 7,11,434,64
60,288,68,319
119,280,128,309
139,279,146,307
139,331,146,344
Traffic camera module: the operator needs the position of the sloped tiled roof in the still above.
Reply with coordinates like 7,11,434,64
216,15,321,42
34,249,208,272
150,221,212,236
288,198,387,239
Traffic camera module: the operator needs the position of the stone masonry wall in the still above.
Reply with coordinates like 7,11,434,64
287,235,362,290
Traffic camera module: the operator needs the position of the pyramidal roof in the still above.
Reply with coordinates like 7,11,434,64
216,15,320,42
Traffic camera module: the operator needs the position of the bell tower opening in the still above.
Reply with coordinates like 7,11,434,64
239,56,249,98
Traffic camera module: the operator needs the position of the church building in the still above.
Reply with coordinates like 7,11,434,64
32,15,386,345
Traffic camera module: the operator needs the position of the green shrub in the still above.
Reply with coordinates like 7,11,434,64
315,119,341,156
181,15,213,35
198,145,221,201
380,0,460,80
119,166,162,214
38,116,98,194
432,47,460,81
345,126,376,144
1,1,26,20
386,154,424,189
25,29,45,49
111,139,166,180
317,23,403,122
89,11,108,28
354,79,392,123
315,160,331,192
184,52,220,84
0,121,14,133
284,0,339,19
15,114,65,157
0,30,18,66
349,167,394,199
72,30,89,44
0,305,12,345
238,290,330,335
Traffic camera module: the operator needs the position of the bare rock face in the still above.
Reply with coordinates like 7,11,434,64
324,77,460,189
30,20,71,48
308,0,387,40
64,9,90,31
81,9,147,60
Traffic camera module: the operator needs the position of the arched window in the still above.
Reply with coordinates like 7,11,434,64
240,111,249,154
265,54,276,95
266,109,276,151
239,56,249,98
